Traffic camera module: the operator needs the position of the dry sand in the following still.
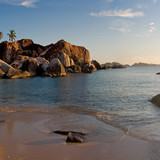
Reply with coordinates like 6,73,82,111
0,110,150,160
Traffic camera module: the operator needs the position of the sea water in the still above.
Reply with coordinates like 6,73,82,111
1,67,160,144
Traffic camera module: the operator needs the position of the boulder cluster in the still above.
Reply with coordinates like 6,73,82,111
0,39,105,79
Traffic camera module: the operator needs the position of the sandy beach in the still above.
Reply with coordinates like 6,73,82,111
0,108,150,160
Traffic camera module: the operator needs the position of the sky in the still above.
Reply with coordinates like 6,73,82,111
0,0,160,64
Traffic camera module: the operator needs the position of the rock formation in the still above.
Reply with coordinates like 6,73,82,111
151,94,160,107
91,60,101,70
0,38,104,79
46,58,66,77
82,63,96,73
44,40,90,64
102,62,126,69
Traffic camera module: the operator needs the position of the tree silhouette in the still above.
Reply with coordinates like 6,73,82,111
0,32,3,41
7,30,16,42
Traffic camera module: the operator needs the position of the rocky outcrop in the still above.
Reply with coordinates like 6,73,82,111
101,64,109,70
151,94,160,107
21,58,40,76
10,55,29,69
82,63,96,73
4,68,30,79
0,69,4,78
18,39,34,49
58,52,71,67
0,59,13,74
46,58,66,77
91,60,101,70
0,41,21,64
70,58,74,66
0,39,45,64
102,62,126,69
0,39,100,78
44,40,90,64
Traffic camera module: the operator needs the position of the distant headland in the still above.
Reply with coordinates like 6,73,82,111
132,62,160,67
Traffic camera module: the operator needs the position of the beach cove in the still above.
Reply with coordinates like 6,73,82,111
0,67,160,159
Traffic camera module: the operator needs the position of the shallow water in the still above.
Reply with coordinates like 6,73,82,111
1,66,160,144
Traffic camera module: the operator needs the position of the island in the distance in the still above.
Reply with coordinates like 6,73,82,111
132,62,160,67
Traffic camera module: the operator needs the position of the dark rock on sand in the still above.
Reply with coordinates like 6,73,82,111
151,94,160,107
53,130,86,143
66,132,85,143
53,130,86,136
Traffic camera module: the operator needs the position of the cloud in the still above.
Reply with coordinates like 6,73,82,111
106,0,113,2
153,0,157,3
108,19,133,32
20,0,38,7
148,22,156,33
148,26,156,33
137,4,142,9
90,9,144,18
0,0,39,8
150,22,155,25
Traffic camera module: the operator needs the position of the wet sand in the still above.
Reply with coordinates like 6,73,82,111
0,110,150,160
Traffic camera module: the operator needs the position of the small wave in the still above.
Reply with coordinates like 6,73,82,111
0,105,156,143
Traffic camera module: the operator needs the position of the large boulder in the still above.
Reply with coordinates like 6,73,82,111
82,63,96,73
0,69,4,78
47,58,66,77
4,68,30,79
21,58,40,76
91,60,101,70
71,64,81,73
44,40,90,64
0,41,22,64
58,52,71,67
17,39,34,49
36,57,49,65
10,55,29,69
0,59,13,74
0,39,44,64
70,58,74,66
37,57,50,75
101,64,109,70
0,39,34,64
151,94,160,107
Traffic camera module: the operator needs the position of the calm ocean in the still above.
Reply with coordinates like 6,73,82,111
1,66,160,143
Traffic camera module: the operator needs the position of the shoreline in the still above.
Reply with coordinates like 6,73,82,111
0,111,150,160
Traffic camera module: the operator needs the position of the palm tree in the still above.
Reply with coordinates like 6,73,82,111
0,32,3,40
7,30,16,42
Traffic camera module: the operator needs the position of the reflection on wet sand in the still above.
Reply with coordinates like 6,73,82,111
0,111,151,160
